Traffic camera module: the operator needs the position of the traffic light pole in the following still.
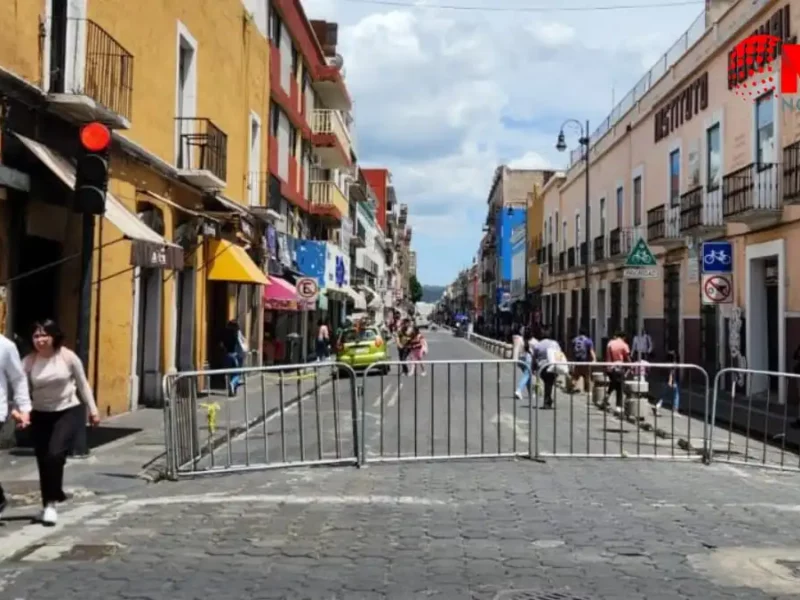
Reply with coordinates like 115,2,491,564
72,205,95,457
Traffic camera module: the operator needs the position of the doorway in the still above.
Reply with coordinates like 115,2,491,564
664,264,680,358
746,240,786,400
13,235,61,354
765,257,779,391
596,288,607,352
609,282,622,336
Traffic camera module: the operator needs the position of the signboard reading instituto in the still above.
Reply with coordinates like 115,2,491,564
654,71,708,143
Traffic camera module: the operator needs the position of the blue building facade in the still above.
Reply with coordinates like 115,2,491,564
495,207,526,311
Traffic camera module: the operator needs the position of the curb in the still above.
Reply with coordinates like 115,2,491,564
157,373,334,481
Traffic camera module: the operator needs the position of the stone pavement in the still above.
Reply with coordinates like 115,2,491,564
3,460,800,598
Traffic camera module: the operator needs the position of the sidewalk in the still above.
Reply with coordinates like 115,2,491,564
0,366,334,508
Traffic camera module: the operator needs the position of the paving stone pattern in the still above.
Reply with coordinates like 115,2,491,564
3,461,800,599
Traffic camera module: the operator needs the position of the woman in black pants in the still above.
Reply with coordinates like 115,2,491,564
22,320,99,526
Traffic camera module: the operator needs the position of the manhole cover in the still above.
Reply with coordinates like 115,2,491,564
493,591,592,600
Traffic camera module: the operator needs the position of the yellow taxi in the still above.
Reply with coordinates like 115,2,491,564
335,326,390,374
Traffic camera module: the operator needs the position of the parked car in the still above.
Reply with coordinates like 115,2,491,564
335,326,390,375
415,315,430,330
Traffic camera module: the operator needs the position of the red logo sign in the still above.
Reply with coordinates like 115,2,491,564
728,34,800,100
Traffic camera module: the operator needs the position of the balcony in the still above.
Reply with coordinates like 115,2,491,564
593,235,606,262
579,242,588,266
309,181,349,222
558,251,566,272
722,162,782,227
47,19,133,128
608,226,643,260
351,220,366,248
313,60,352,112
567,247,576,269
311,110,352,168
646,203,682,248
176,118,227,189
399,204,408,226
783,141,800,205
679,185,724,236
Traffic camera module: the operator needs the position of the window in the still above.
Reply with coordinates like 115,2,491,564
562,221,567,250
599,198,606,235
269,9,281,42
616,187,623,228
756,92,775,165
291,46,299,77
289,126,297,157
269,101,279,136
555,211,559,243
633,175,643,223
706,123,721,190
668,152,679,208
575,213,581,247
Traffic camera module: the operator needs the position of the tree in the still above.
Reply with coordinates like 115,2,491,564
409,275,423,304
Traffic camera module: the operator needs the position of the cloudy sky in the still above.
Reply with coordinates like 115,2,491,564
303,0,706,286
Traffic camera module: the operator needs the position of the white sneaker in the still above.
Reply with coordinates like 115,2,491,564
41,504,57,526
514,391,522,400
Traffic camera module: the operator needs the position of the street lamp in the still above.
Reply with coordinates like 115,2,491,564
556,119,591,335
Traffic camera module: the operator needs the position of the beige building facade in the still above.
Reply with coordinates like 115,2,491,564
541,0,800,399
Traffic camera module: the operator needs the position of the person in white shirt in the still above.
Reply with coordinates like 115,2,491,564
0,332,32,517
631,329,653,361
22,320,99,526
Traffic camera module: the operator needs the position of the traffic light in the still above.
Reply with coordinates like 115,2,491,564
74,122,111,214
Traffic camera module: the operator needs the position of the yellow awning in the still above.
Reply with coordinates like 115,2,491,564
207,239,268,285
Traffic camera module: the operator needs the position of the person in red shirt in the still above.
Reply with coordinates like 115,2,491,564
605,331,631,412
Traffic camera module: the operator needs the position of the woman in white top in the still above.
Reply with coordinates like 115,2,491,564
22,320,99,526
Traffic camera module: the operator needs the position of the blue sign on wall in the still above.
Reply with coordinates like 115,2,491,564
295,240,326,287
701,241,733,274
498,207,526,282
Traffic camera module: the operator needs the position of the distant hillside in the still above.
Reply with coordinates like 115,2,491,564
421,285,445,303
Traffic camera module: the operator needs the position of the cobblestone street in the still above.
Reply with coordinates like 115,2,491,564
3,460,800,599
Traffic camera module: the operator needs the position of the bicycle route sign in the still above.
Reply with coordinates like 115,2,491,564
623,236,659,279
701,241,732,274
702,273,733,305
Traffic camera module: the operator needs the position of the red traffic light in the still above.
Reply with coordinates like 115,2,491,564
80,122,111,152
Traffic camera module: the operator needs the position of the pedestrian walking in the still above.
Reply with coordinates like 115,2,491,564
0,332,32,518
22,320,99,526
514,328,539,400
532,326,564,409
221,320,246,396
604,331,631,414
631,329,653,361
569,328,596,394
317,320,331,362
406,327,428,377
396,319,413,375
654,350,679,415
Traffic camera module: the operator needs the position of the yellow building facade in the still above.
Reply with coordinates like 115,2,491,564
0,0,271,419
540,0,800,403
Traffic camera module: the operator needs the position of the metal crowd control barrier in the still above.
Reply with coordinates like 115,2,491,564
710,367,800,472
466,332,513,358
162,362,360,479
534,361,710,461
359,359,535,464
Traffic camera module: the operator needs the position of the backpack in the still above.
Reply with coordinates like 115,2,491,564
572,336,588,361
546,345,569,376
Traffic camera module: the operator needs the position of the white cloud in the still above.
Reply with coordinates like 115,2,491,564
528,21,576,47
507,151,553,170
300,0,705,283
